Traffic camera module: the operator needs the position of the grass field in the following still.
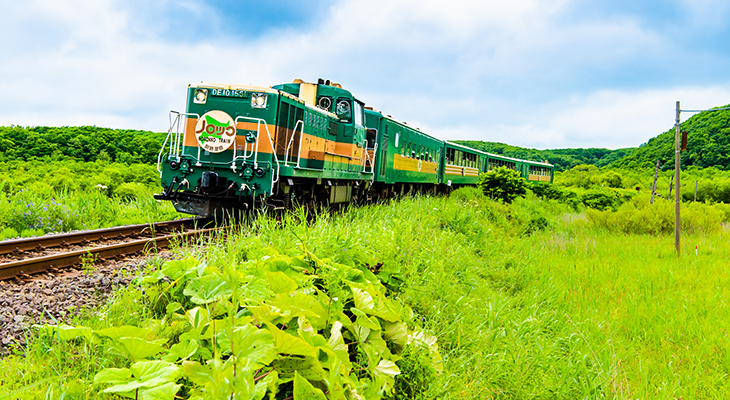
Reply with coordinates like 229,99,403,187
1,188,728,399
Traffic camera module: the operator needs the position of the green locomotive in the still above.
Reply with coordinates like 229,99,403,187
155,79,553,216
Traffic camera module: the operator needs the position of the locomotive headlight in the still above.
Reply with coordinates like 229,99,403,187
193,89,208,104
251,93,267,108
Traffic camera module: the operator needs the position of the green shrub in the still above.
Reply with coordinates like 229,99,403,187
477,167,528,204
531,184,581,210
586,195,722,234
114,182,146,202
581,189,618,211
601,171,623,188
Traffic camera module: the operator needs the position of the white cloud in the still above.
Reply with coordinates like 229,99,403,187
435,86,730,149
1,0,728,152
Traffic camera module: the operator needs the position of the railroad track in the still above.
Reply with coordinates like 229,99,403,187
0,218,217,280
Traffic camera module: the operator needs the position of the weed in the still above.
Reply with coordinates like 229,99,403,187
79,251,98,276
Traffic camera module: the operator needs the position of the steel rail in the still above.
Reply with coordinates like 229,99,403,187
0,227,219,280
0,218,207,255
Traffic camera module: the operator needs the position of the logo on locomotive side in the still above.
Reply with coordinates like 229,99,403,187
195,110,236,153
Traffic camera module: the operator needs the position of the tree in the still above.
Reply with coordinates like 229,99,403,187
477,167,528,204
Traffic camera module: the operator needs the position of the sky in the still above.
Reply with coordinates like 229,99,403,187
2,0,730,150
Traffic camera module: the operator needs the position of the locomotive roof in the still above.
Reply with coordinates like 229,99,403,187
192,83,278,94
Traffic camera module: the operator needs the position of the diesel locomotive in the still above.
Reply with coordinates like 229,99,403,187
155,79,553,217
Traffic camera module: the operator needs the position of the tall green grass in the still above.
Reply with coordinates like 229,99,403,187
2,189,729,399
0,185,182,239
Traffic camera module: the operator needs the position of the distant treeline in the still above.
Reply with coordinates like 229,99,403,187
457,103,730,172
0,126,166,164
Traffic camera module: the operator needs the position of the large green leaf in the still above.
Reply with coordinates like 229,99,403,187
93,368,132,385
131,360,181,387
163,338,199,362
361,331,388,368
183,359,263,400
326,321,352,372
383,321,408,351
161,257,198,280
117,337,168,362
239,275,273,303
139,382,182,400
272,356,328,382
95,326,153,340
39,324,93,341
293,371,327,400
264,321,317,358
352,285,401,322
269,292,328,330
247,304,292,326
350,307,381,331
266,270,298,294
184,274,232,305
373,359,400,389
102,360,180,395
215,323,277,369
409,330,444,374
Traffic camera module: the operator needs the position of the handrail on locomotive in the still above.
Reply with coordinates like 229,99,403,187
158,111,281,192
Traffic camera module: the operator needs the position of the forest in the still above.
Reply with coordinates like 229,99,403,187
0,126,166,164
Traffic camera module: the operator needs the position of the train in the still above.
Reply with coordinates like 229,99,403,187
155,79,554,217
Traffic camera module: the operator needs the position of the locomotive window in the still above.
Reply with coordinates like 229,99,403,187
354,101,364,127
395,132,400,148
336,98,352,122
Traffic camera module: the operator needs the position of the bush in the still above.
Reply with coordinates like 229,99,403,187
531,184,581,210
585,195,722,234
478,167,528,204
601,171,623,188
114,182,146,202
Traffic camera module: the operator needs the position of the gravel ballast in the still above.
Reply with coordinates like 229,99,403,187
0,252,173,353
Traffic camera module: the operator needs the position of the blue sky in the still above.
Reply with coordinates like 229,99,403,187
2,0,730,149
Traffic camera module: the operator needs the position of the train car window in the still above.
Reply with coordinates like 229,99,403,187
353,101,364,127
380,136,389,177
407,143,411,157
395,132,400,148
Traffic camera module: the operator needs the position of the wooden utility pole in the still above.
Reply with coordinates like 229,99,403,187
674,101,681,256
694,181,698,202
650,160,660,204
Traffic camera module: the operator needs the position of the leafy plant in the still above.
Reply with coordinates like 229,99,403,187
39,241,442,399
477,167,529,204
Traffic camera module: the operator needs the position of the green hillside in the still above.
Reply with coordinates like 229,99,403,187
453,140,633,171
612,104,730,170
457,104,730,172
0,126,166,164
